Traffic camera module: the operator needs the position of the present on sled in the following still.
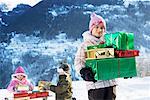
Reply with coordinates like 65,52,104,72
38,81,51,91
17,85,29,93
29,91,49,99
29,92,37,99
115,50,139,58
86,48,114,59
85,57,137,80
104,32,134,50
14,92,29,100
14,90,49,99
36,92,49,98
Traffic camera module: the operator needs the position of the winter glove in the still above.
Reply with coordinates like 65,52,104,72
80,67,97,82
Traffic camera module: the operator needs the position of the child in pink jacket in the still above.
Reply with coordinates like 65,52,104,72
7,66,34,92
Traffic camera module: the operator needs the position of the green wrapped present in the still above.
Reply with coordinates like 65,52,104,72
86,57,137,80
87,44,106,50
104,32,134,50
126,32,134,50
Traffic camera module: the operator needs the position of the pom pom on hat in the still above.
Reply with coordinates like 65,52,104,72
89,13,106,32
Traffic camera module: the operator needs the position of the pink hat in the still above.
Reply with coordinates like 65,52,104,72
12,66,27,78
89,13,106,32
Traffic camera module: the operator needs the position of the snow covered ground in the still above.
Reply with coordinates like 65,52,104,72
116,76,150,100
72,76,150,100
0,76,150,100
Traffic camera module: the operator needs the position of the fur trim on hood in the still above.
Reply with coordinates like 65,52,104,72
82,31,105,44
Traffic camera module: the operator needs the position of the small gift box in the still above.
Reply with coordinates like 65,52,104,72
86,48,114,60
17,85,29,92
104,32,134,50
14,92,29,100
115,50,139,58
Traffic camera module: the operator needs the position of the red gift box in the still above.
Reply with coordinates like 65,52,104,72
28,92,49,99
36,92,49,98
115,50,139,58
14,92,29,98
28,93,37,99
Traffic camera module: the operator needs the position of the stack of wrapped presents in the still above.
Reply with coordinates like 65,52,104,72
85,32,139,80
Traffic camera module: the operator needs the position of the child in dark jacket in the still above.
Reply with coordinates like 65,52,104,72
39,63,73,100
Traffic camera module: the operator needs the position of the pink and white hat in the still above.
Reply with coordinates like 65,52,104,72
12,66,27,78
89,13,106,32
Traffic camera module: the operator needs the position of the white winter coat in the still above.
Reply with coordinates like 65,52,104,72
74,31,116,90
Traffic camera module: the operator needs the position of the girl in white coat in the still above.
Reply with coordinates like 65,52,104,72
74,13,116,100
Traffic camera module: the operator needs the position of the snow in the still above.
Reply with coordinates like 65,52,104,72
143,34,150,41
1,77,149,100
48,6,71,17
116,77,150,100
49,10,58,17
123,0,150,7
138,46,150,57
5,33,81,57
0,0,42,12
73,77,150,100
0,18,8,26
72,81,89,100
83,4,94,9
135,11,144,17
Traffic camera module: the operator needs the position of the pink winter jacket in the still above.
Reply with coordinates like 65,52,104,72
7,78,34,92
74,31,116,90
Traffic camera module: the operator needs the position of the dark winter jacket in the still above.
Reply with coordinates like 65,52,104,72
50,74,72,100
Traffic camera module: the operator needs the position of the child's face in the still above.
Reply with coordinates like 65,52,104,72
16,75,25,80
91,23,105,38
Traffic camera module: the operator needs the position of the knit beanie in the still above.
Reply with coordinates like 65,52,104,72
89,13,106,32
